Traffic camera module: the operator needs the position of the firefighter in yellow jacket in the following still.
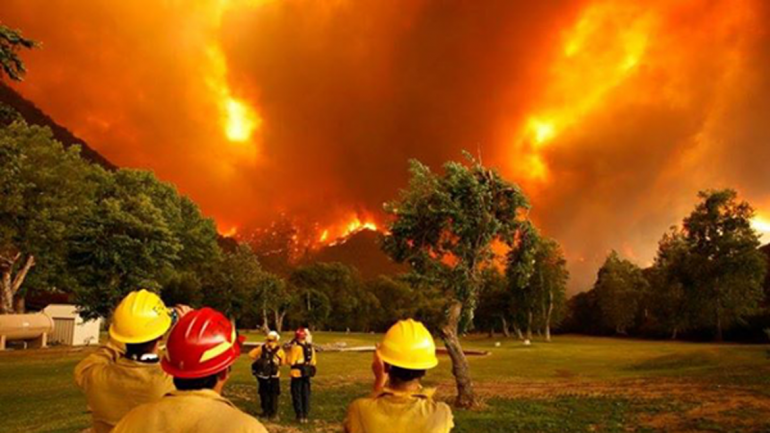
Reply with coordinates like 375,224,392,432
113,307,268,433
343,319,454,433
248,331,285,420
74,290,187,433
287,328,316,423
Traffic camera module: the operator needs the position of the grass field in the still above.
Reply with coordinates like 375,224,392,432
1,333,769,432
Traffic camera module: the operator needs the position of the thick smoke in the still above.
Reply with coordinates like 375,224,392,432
3,0,769,291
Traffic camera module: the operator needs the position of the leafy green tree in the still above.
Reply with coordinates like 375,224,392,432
202,244,263,326
506,222,540,340
594,251,647,335
69,172,182,319
0,122,101,313
648,227,692,339
113,170,221,274
288,262,373,331
255,271,293,332
682,189,767,340
162,271,204,308
382,154,529,408
0,25,36,81
531,238,569,341
475,269,514,337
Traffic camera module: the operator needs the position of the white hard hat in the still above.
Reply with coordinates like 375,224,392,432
267,331,280,341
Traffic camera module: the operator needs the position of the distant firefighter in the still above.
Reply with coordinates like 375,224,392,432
249,331,285,420
288,328,316,424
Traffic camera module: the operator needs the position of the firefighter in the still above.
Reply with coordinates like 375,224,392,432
74,289,187,433
113,307,268,433
248,330,285,420
343,319,454,433
287,328,316,423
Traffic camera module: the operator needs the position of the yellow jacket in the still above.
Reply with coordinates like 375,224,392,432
113,389,268,433
344,387,454,433
287,342,316,378
74,342,174,433
248,342,286,377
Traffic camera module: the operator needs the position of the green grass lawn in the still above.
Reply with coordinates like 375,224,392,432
2,334,769,432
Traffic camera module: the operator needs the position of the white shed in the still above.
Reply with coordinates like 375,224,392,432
42,304,101,346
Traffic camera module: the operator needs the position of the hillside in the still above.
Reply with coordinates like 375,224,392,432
0,82,114,169
304,229,405,279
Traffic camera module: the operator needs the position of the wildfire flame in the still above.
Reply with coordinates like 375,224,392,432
206,1,263,145
220,225,239,237
751,215,770,239
224,97,259,142
513,1,654,181
316,216,379,246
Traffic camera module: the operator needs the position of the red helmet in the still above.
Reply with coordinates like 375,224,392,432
161,308,245,379
295,328,308,340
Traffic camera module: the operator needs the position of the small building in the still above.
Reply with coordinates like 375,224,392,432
43,304,101,346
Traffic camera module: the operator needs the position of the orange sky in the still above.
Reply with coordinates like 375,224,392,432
3,0,770,291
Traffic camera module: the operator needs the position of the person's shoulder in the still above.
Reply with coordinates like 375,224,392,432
431,400,454,424
348,394,378,411
112,400,160,432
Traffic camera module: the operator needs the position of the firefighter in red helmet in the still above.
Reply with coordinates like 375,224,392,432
113,308,267,433
287,327,317,423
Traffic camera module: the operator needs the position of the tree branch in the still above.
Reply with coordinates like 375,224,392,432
11,254,35,295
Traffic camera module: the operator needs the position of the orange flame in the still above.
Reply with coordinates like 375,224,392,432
751,214,770,239
512,1,654,181
220,226,238,237
206,1,264,146
316,215,379,246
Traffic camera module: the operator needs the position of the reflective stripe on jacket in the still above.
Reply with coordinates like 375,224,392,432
113,389,268,433
343,387,454,433
74,342,174,433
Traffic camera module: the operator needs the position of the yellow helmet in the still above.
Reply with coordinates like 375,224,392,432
109,290,172,344
377,319,438,370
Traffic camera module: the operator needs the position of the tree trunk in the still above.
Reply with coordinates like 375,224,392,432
671,327,678,340
261,308,270,333
500,317,510,338
440,300,476,408
526,310,533,340
274,310,286,333
13,296,25,314
513,324,523,340
545,289,554,342
0,253,35,314
1,268,12,314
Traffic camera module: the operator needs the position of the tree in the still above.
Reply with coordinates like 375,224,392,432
648,227,692,339
289,262,371,331
594,251,647,335
0,25,36,81
475,269,513,337
69,171,182,319
531,238,569,341
256,272,293,333
682,189,767,340
506,223,540,340
202,244,264,326
0,122,101,313
382,155,529,408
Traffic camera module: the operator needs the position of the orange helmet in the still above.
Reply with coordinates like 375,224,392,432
161,308,244,378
